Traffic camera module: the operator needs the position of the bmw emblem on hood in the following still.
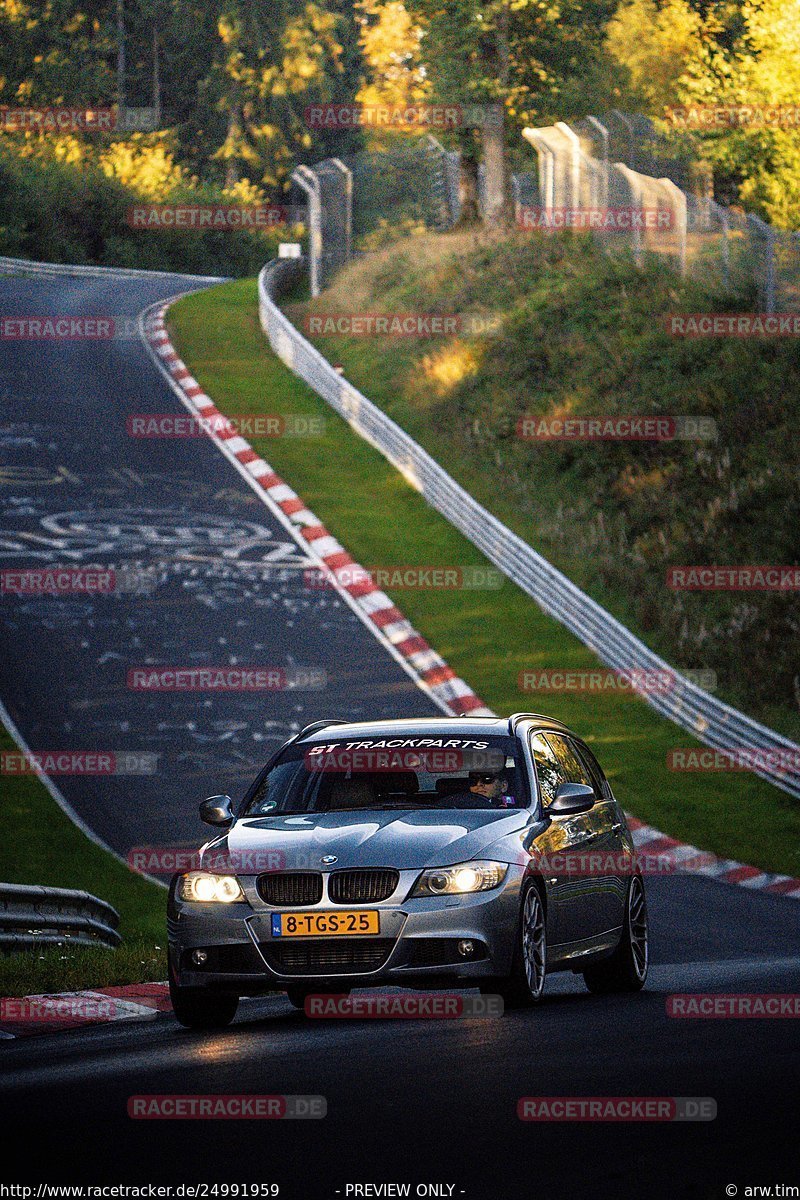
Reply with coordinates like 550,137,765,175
321,855,337,865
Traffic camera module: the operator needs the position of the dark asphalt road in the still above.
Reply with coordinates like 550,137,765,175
1,270,799,1199
0,272,441,859
3,877,800,1198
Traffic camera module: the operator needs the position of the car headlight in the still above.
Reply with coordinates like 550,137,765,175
410,860,508,897
177,872,244,903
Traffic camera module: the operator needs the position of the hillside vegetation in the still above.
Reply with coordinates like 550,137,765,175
291,227,800,739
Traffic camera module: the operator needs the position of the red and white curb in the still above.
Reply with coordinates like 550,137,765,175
142,301,491,719
627,817,800,900
0,983,171,1038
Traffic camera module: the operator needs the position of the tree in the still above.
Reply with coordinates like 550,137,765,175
606,0,800,228
404,0,620,224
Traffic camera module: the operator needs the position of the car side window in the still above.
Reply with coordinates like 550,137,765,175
529,732,566,807
573,741,608,798
545,734,594,792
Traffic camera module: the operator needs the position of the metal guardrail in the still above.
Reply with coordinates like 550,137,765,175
0,253,228,283
259,256,800,800
0,882,121,952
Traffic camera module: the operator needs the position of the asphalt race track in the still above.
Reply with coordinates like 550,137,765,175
2,270,799,1199
0,271,441,859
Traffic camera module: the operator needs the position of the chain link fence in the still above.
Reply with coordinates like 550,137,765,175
521,112,799,313
292,138,459,295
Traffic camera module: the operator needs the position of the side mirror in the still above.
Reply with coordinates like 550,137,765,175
548,782,595,816
200,795,234,826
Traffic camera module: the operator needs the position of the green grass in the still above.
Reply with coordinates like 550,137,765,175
168,273,800,880
0,725,166,997
292,230,800,741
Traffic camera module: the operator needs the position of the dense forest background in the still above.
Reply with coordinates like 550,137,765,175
0,1,797,225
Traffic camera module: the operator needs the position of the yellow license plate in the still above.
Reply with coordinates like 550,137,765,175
272,910,380,938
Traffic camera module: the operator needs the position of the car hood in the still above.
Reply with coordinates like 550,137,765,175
207,809,530,872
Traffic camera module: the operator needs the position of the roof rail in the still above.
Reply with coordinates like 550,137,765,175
296,719,348,741
507,712,569,734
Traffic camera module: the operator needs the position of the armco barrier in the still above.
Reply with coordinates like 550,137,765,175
0,882,121,951
0,253,227,283
258,256,800,800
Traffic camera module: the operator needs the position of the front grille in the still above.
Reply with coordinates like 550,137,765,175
328,869,399,904
257,872,323,907
261,937,395,976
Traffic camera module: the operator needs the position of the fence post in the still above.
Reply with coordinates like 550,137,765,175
610,109,635,167
614,163,643,268
587,116,609,208
522,129,555,212
556,121,582,209
511,174,521,227
719,206,731,292
658,178,687,277
330,158,352,264
747,214,776,314
291,165,322,297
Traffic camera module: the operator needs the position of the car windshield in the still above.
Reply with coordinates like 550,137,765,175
244,734,529,815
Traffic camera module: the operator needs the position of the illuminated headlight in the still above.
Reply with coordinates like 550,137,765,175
177,872,244,903
410,860,508,898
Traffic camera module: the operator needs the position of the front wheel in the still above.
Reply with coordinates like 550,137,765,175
493,884,547,1010
583,874,649,994
169,976,239,1029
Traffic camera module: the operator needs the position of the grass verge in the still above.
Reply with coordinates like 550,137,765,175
168,275,800,879
293,229,800,741
0,725,166,998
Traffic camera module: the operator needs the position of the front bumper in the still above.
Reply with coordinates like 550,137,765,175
168,867,524,992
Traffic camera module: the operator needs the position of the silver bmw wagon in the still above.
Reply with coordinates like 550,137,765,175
167,714,649,1027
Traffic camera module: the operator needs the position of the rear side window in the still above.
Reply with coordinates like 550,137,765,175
529,733,565,807
545,733,594,791
572,741,609,798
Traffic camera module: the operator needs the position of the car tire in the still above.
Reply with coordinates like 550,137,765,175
492,883,547,1010
582,874,649,994
169,977,239,1029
